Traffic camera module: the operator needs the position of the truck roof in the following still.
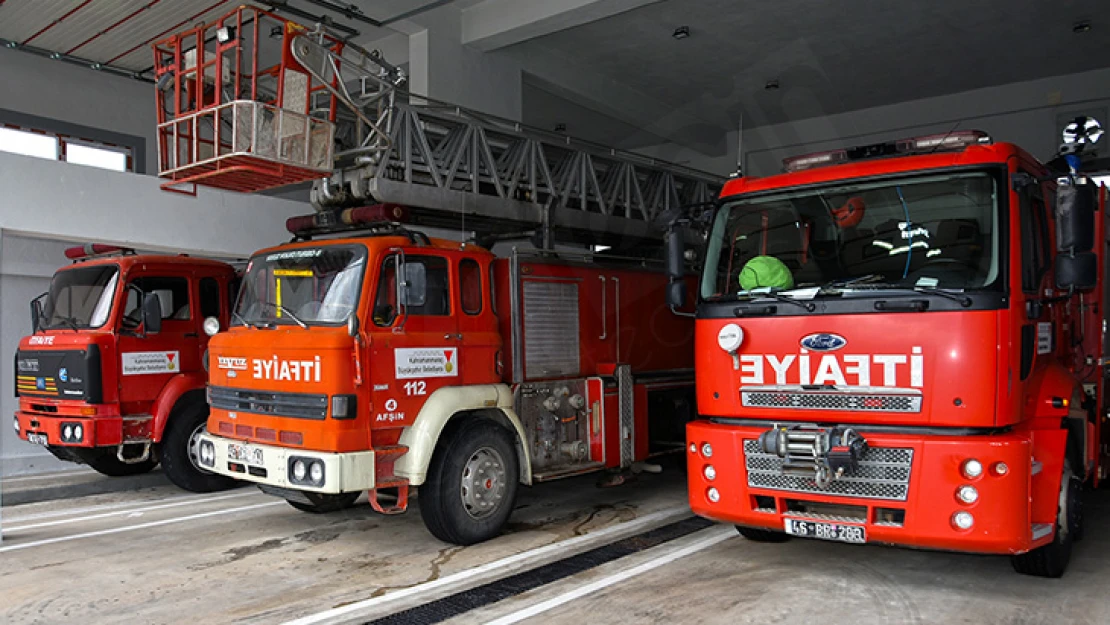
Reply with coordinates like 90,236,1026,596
63,253,235,272
722,142,1046,198
249,233,494,259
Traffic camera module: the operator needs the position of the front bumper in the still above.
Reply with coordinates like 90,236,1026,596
688,419,1040,555
15,411,123,448
197,433,376,494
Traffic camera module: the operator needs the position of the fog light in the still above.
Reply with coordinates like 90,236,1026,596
707,487,720,503
957,485,979,504
63,424,74,441
993,462,1009,476
199,441,216,466
73,424,83,442
704,465,717,481
293,459,307,481
689,443,697,454
952,511,974,530
962,459,983,479
309,461,324,484
701,443,713,458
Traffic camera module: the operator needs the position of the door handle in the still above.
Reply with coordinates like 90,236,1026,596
599,275,607,340
184,333,198,338
444,333,463,340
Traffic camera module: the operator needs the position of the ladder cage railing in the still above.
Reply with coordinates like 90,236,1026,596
152,6,721,242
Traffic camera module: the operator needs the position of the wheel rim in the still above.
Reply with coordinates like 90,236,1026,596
187,421,211,474
460,446,507,520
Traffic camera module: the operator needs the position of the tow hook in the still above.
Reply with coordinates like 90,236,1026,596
757,425,869,487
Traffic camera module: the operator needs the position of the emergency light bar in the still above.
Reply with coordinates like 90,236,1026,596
286,204,410,237
64,244,135,260
782,130,993,173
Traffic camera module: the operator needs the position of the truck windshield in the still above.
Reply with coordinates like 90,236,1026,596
42,265,120,329
235,245,367,326
700,171,1000,301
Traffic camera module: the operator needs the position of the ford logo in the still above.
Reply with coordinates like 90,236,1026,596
800,333,847,351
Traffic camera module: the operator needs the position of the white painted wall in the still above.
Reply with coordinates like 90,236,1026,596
634,67,1110,178
0,233,76,476
0,48,158,175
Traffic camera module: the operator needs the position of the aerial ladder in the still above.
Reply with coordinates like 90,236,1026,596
152,5,721,248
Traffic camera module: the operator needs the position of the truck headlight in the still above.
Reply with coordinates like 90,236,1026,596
13,416,20,433
203,316,221,337
289,457,325,486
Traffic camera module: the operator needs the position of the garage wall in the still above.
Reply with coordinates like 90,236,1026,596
0,234,77,476
635,67,1110,178
0,48,158,175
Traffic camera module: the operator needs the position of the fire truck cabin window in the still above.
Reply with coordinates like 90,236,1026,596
124,277,191,327
701,171,999,300
459,259,483,315
235,246,367,326
42,265,120,329
200,277,221,319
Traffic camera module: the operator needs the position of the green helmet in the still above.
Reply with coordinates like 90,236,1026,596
739,256,794,291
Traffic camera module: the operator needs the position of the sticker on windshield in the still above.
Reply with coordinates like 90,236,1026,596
122,351,179,375
395,348,458,379
265,249,322,262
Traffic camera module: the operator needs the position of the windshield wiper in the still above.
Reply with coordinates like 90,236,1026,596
818,274,887,292
54,316,80,333
740,290,816,312
231,311,255,328
912,286,973,307
265,302,307,328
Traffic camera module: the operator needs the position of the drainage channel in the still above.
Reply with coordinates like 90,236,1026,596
367,516,714,625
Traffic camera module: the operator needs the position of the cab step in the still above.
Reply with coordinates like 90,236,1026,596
370,445,410,515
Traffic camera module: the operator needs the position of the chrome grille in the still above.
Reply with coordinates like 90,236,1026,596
209,386,327,420
744,439,913,501
741,387,922,413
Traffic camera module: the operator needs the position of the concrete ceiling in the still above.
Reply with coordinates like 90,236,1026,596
506,0,1110,153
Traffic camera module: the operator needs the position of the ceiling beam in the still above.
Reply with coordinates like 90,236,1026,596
462,0,662,52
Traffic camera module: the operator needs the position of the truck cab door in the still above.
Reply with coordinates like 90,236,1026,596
367,253,459,426
117,275,198,412
455,257,500,385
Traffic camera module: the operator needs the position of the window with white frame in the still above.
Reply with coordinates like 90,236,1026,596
0,123,133,172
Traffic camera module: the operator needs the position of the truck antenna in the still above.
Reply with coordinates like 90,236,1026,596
733,114,743,178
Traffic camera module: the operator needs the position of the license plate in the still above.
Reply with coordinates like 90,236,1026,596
784,518,866,544
28,433,48,446
228,443,264,466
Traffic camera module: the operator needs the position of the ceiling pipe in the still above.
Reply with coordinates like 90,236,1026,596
0,37,153,82
298,0,383,27
264,1,362,38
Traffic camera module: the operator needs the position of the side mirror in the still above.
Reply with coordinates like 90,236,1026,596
347,314,360,338
1055,184,1096,253
664,228,685,281
30,292,47,333
1056,252,1097,292
666,280,687,309
142,292,163,335
401,263,427,307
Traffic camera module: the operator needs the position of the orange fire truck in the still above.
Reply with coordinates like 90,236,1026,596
194,206,695,544
14,246,239,492
667,130,1107,577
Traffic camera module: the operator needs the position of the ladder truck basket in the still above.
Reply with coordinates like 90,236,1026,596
152,6,339,193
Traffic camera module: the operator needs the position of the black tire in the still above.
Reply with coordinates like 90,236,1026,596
73,447,158,477
736,525,791,542
286,492,361,513
420,420,519,545
161,401,238,493
1011,468,1081,578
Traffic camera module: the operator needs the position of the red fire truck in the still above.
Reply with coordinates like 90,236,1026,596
14,246,239,492
667,130,1107,576
194,206,694,544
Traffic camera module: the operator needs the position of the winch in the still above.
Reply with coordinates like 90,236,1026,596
757,425,869,487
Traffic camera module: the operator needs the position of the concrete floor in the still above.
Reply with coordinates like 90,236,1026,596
2,463,1108,625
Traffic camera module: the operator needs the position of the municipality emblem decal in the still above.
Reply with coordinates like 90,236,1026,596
59,368,68,382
